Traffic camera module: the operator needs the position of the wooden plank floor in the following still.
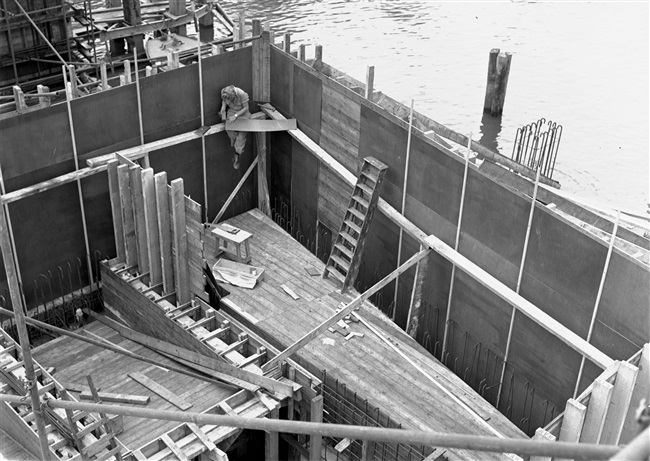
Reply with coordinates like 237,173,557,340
0,430,35,460
32,321,237,451
212,209,527,460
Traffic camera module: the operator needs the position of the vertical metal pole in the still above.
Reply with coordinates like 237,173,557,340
496,168,540,407
63,66,94,284
573,210,620,398
0,212,51,460
133,49,149,168
441,134,472,361
392,99,414,321
0,166,24,297
197,11,208,222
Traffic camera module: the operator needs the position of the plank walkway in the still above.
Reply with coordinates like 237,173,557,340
209,209,527,460
32,321,237,451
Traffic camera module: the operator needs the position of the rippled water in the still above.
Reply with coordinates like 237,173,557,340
221,0,648,215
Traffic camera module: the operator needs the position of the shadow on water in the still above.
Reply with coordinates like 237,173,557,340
478,112,503,155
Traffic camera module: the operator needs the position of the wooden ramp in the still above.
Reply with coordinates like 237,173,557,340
204,209,527,461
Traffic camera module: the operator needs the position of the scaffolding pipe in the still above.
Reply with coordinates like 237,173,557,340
496,168,541,407
392,98,415,321
13,0,67,65
0,393,622,459
441,134,472,361
133,49,149,168
574,210,621,398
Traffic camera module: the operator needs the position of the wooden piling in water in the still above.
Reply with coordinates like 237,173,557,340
483,48,512,116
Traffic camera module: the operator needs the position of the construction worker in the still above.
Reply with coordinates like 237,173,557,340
220,85,251,169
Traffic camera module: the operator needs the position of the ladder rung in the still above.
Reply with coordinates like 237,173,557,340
93,445,122,461
344,219,362,235
200,324,230,342
356,182,373,195
338,231,357,246
351,194,369,209
334,243,354,259
77,417,108,437
362,171,379,183
347,207,365,221
325,266,347,284
330,254,350,272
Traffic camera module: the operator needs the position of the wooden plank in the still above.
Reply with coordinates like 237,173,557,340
160,433,190,461
227,118,296,132
155,172,175,294
107,160,126,263
130,165,150,274
600,361,639,445
309,396,323,461
79,391,150,405
262,248,430,372
118,164,138,268
170,179,190,304
579,377,614,443
621,343,650,444
142,168,162,286
266,408,280,461
129,372,193,411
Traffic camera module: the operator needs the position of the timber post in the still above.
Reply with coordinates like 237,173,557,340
37,85,51,108
483,48,512,116
365,65,375,101
315,44,323,62
252,19,272,217
0,209,52,460
309,395,324,460
12,85,26,113
265,406,280,460
284,32,291,53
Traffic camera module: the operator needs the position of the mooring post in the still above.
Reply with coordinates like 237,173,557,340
483,48,512,116
365,65,375,101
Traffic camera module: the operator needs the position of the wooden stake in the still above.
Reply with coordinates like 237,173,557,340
124,59,131,83
101,60,108,90
299,44,306,61
574,210,620,398
309,396,323,460
441,134,472,362
497,168,541,407
393,98,414,321
315,44,322,62
365,65,375,101
0,211,52,460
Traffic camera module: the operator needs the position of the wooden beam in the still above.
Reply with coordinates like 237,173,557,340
600,361,639,445
130,165,149,274
259,104,614,370
161,433,190,460
118,164,137,268
579,377,614,444
79,391,150,405
621,343,650,444
406,246,429,339
365,65,374,101
309,396,323,461
142,168,162,286
266,407,280,461
558,398,587,445
94,313,295,398
0,393,624,460
252,22,272,217
107,160,125,263
212,157,258,224
170,179,190,304
155,172,175,294
129,372,192,410
530,427,555,461
261,248,430,372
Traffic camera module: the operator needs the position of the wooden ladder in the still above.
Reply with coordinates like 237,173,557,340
323,157,388,293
